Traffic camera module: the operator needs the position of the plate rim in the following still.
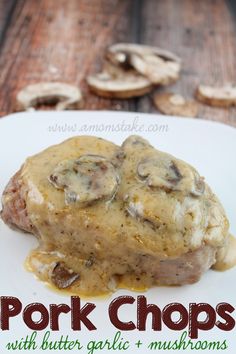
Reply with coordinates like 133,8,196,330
0,110,236,135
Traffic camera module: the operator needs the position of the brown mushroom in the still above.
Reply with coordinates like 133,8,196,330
107,43,181,67
16,82,83,111
87,63,152,99
49,154,120,206
106,43,181,85
50,262,80,289
121,135,151,149
154,93,198,117
137,155,205,197
196,84,236,107
137,156,183,191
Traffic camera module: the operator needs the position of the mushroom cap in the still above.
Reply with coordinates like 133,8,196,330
16,82,83,111
196,84,236,107
154,92,198,117
49,154,120,206
107,43,181,64
50,262,80,289
107,43,181,85
130,54,180,85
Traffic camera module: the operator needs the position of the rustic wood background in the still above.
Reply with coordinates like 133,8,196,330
0,0,236,126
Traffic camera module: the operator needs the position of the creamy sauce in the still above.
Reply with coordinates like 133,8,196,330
213,235,236,271
11,135,233,296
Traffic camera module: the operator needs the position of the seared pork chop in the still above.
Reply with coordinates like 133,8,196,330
1,135,234,296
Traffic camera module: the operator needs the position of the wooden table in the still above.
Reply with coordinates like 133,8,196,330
1,0,236,126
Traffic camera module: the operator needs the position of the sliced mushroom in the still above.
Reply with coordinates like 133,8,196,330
124,189,162,230
16,82,83,111
49,154,120,206
154,93,198,117
130,54,180,86
137,155,205,197
107,43,181,67
87,64,152,99
50,262,80,289
121,135,151,150
196,84,236,107
137,156,183,191
107,43,181,85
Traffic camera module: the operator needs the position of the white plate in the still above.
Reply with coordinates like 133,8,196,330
0,111,236,353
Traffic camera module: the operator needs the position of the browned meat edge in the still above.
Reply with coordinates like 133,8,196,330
0,168,216,286
1,169,34,233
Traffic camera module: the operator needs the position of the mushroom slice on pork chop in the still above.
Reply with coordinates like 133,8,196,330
49,154,120,206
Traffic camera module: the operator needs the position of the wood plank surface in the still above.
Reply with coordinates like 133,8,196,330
0,0,236,126
138,0,236,126
0,0,16,46
0,0,135,116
